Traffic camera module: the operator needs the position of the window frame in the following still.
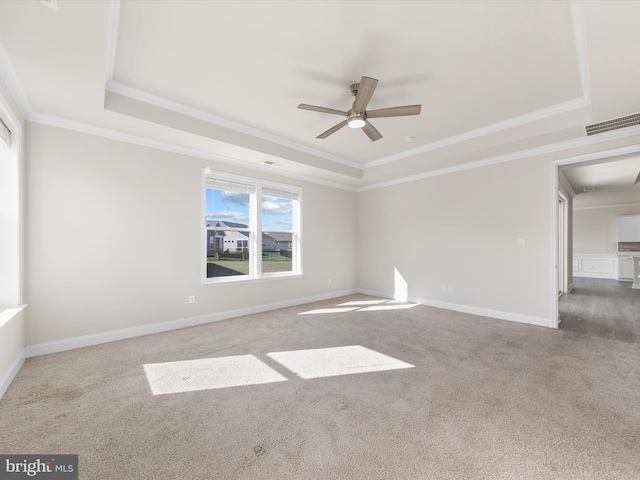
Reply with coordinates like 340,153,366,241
202,170,302,285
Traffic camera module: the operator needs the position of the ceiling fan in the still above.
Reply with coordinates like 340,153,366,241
298,76,421,142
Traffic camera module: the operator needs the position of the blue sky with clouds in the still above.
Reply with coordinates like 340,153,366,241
205,188,292,231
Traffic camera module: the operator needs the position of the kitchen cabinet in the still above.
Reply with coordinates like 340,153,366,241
617,215,640,242
618,257,634,281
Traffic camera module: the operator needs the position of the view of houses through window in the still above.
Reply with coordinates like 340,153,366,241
204,173,300,282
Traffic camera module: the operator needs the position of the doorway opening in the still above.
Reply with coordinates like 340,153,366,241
551,144,640,332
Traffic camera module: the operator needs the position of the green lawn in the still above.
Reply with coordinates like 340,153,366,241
207,252,292,277
262,252,293,274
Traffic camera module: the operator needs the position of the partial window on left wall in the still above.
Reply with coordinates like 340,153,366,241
203,171,302,284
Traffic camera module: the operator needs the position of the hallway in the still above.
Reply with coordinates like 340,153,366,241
559,277,640,343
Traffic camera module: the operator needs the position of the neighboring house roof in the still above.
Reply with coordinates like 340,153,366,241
205,222,289,242
219,221,248,229
266,232,292,242
206,221,250,239
223,230,250,239
205,220,248,229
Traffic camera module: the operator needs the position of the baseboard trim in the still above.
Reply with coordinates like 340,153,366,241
20,287,551,360
26,289,357,358
357,288,552,328
0,349,26,400
573,273,617,280
417,298,552,328
357,288,394,300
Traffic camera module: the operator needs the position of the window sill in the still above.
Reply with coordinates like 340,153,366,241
0,304,27,329
201,273,303,287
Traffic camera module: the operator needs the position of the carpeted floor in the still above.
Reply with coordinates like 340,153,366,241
1,295,640,479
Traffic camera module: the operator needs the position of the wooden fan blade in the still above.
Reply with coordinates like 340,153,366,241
362,120,382,142
366,105,422,118
317,120,348,139
353,76,378,112
298,104,348,116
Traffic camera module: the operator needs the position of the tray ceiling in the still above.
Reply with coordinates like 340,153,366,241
1,1,640,188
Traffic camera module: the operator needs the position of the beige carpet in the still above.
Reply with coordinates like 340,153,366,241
1,295,640,479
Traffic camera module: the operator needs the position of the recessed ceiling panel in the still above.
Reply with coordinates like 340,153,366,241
115,0,582,163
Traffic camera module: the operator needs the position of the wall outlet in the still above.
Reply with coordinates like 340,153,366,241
328,278,332,285
188,296,196,304
518,238,526,247
441,284,447,291
448,285,454,293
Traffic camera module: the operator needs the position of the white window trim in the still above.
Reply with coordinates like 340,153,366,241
0,101,23,309
202,170,302,285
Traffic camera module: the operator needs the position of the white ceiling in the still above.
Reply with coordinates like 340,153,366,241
563,157,640,192
562,156,640,207
1,0,640,190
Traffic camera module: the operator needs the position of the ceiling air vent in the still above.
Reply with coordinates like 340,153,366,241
585,112,640,136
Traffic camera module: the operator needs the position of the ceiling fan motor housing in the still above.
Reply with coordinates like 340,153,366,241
347,111,366,128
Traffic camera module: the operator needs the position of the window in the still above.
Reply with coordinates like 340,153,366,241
203,171,301,283
0,110,21,308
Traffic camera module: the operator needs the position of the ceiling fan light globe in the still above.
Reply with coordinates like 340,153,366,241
347,118,366,129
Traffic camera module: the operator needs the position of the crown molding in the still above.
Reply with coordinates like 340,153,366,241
363,96,591,169
5,0,622,195
103,1,593,174
26,107,640,195
106,79,590,175
103,0,360,172
570,0,591,99
28,111,358,192
364,0,592,169
574,201,640,211
106,80,362,171
105,0,121,84
551,134,640,168
0,37,32,118
358,125,640,192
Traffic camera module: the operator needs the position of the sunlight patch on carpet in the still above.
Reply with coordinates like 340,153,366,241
299,300,418,315
298,307,360,315
337,300,387,306
357,303,418,311
266,345,414,379
143,355,288,395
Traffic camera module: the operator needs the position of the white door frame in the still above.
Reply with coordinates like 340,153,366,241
550,143,640,328
557,191,568,296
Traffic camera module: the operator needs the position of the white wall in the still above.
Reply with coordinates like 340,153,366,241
13,108,640,393
25,123,357,346
573,203,640,254
357,156,551,325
